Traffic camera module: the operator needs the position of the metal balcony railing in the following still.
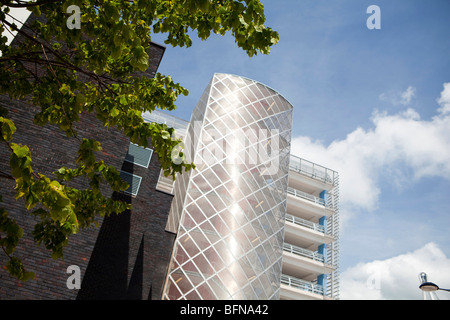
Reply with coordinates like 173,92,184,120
281,274,324,296
285,213,325,234
287,187,327,207
283,243,325,263
289,155,338,185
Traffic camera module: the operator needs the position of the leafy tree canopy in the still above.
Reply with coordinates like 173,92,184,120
0,0,278,281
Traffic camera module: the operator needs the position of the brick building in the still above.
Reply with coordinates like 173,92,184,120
0,14,176,300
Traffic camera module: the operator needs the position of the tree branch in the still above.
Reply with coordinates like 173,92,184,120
0,170,14,180
1,17,127,93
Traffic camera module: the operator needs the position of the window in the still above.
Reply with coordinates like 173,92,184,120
119,170,142,196
124,143,153,168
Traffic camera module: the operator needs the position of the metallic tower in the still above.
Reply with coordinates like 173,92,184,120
162,73,294,299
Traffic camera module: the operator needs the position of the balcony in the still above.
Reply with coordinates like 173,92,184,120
280,274,328,300
286,187,334,221
289,155,337,185
288,155,338,194
285,213,325,234
282,243,334,281
284,215,334,250
287,187,327,207
283,243,324,263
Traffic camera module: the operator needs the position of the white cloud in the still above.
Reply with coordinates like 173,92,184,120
291,82,450,222
340,242,450,300
400,86,416,105
437,82,450,115
379,86,416,106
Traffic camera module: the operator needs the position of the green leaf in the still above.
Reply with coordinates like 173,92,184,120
76,93,86,106
161,130,170,140
24,191,39,210
6,257,35,281
10,143,29,158
111,45,123,59
110,107,120,117
0,117,16,141
119,95,127,105
130,46,149,71
59,83,72,95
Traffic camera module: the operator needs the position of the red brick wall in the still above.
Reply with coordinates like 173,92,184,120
0,13,176,300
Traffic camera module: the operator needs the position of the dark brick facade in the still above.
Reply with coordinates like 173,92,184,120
0,14,175,300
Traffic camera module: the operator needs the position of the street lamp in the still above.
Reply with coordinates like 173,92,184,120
419,282,450,293
418,272,448,300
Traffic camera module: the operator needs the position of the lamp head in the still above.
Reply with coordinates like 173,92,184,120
419,282,439,292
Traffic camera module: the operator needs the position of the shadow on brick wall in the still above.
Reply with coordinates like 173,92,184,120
76,158,147,300
76,191,133,299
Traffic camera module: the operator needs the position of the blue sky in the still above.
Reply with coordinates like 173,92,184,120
6,0,450,300
151,0,450,299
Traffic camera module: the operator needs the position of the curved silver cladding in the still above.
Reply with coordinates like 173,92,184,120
163,73,293,300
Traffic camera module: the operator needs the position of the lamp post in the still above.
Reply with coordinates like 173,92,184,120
418,272,449,300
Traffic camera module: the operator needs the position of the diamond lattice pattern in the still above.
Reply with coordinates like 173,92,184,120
163,74,293,300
